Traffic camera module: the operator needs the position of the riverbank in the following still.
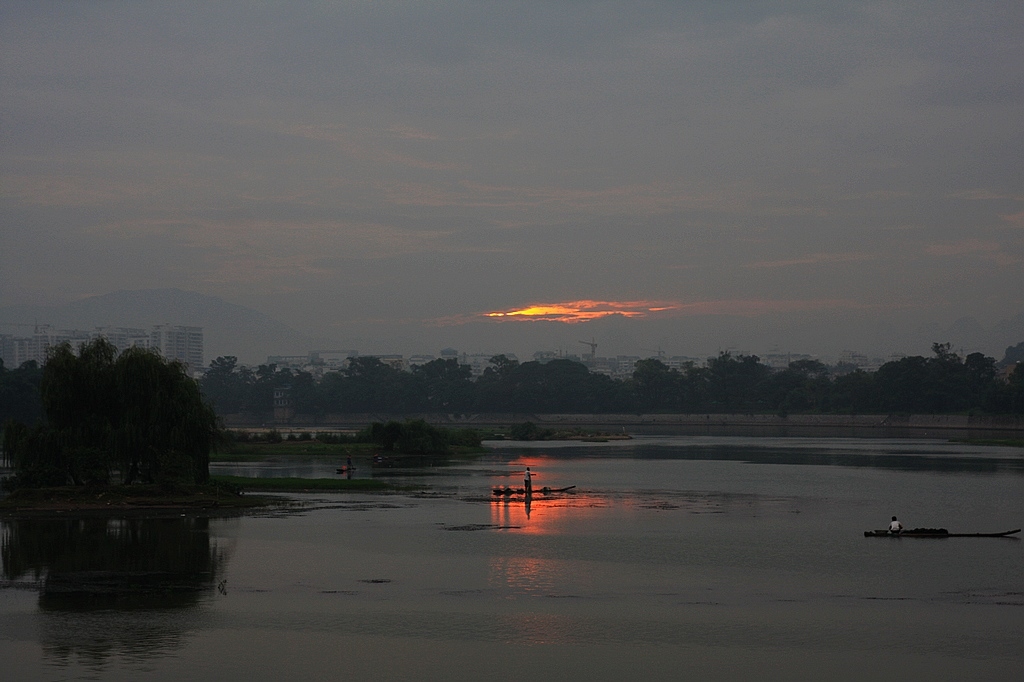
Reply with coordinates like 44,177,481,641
209,475,395,493
222,413,1024,439
0,483,269,515
0,477,400,515
213,441,487,461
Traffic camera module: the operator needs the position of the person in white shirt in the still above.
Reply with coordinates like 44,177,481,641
524,466,533,495
888,516,903,534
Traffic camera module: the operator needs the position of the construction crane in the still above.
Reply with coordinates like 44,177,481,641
641,347,666,359
579,338,597,359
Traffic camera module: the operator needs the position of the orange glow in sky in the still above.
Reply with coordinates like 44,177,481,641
474,297,878,324
484,299,679,323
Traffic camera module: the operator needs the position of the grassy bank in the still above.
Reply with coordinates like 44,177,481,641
212,441,487,462
210,475,395,492
0,475,405,513
212,441,379,461
0,483,276,514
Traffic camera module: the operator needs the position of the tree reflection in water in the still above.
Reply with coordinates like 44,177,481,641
1,515,229,665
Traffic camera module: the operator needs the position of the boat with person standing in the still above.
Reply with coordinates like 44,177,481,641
864,528,1020,538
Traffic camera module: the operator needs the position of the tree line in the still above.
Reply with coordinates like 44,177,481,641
2,343,1022,435
195,343,1024,418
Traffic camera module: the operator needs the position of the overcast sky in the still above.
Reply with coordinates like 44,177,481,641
2,2,1022,360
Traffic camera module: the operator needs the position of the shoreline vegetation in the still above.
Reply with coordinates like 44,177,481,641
0,482,274,515
243,412,1021,436
0,420,614,510
1,369,491,511
0,476,408,514
5,338,1018,518
2,340,1021,513
0,419,619,513
212,439,489,461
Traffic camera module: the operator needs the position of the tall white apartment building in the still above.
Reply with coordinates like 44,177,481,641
149,325,204,369
0,324,204,370
94,327,153,353
0,325,92,368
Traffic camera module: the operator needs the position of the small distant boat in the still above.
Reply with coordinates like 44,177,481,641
492,485,576,496
864,528,1020,538
336,467,356,474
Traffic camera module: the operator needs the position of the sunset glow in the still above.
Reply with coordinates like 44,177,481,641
483,300,680,323
476,297,880,324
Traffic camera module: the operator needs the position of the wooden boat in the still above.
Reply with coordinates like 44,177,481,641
492,485,576,496
864,528,1020,538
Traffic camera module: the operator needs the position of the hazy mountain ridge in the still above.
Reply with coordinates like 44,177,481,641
0,289,313,365
919,314,1024,361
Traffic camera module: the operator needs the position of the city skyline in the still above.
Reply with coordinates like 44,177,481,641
2,286,1022,369
4,305,1018,379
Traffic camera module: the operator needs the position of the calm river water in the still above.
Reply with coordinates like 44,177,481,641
2,436,1023,681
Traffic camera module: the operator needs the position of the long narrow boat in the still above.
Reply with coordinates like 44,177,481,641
489,483,577,493
864,528,1020,538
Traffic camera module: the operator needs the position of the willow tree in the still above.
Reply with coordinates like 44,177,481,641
3,338,219,487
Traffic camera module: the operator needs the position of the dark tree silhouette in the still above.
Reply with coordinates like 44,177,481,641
3,339,219,487
188,342,1024,419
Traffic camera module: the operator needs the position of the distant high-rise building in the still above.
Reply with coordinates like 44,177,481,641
0,324,90,367
0,324,204,370
94,326,152,353
150,325,204,369
0,334,30,368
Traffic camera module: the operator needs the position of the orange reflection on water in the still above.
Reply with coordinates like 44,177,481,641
488,555,560,596
489,492,608,538
491,456,604,535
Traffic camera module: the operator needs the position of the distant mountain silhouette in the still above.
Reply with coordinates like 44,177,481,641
0,289,312,365
910,313,1024,359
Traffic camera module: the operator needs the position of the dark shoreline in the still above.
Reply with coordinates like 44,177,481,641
0,484,274,516
223,412,1024,439
0,478,398,516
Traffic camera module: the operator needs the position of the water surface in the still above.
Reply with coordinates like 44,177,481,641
3,437,1022,681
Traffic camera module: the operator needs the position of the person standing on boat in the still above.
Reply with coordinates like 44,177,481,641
524,466,533,495
889,516,903,534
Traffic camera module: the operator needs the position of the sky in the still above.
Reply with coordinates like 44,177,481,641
2,2,1022,362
